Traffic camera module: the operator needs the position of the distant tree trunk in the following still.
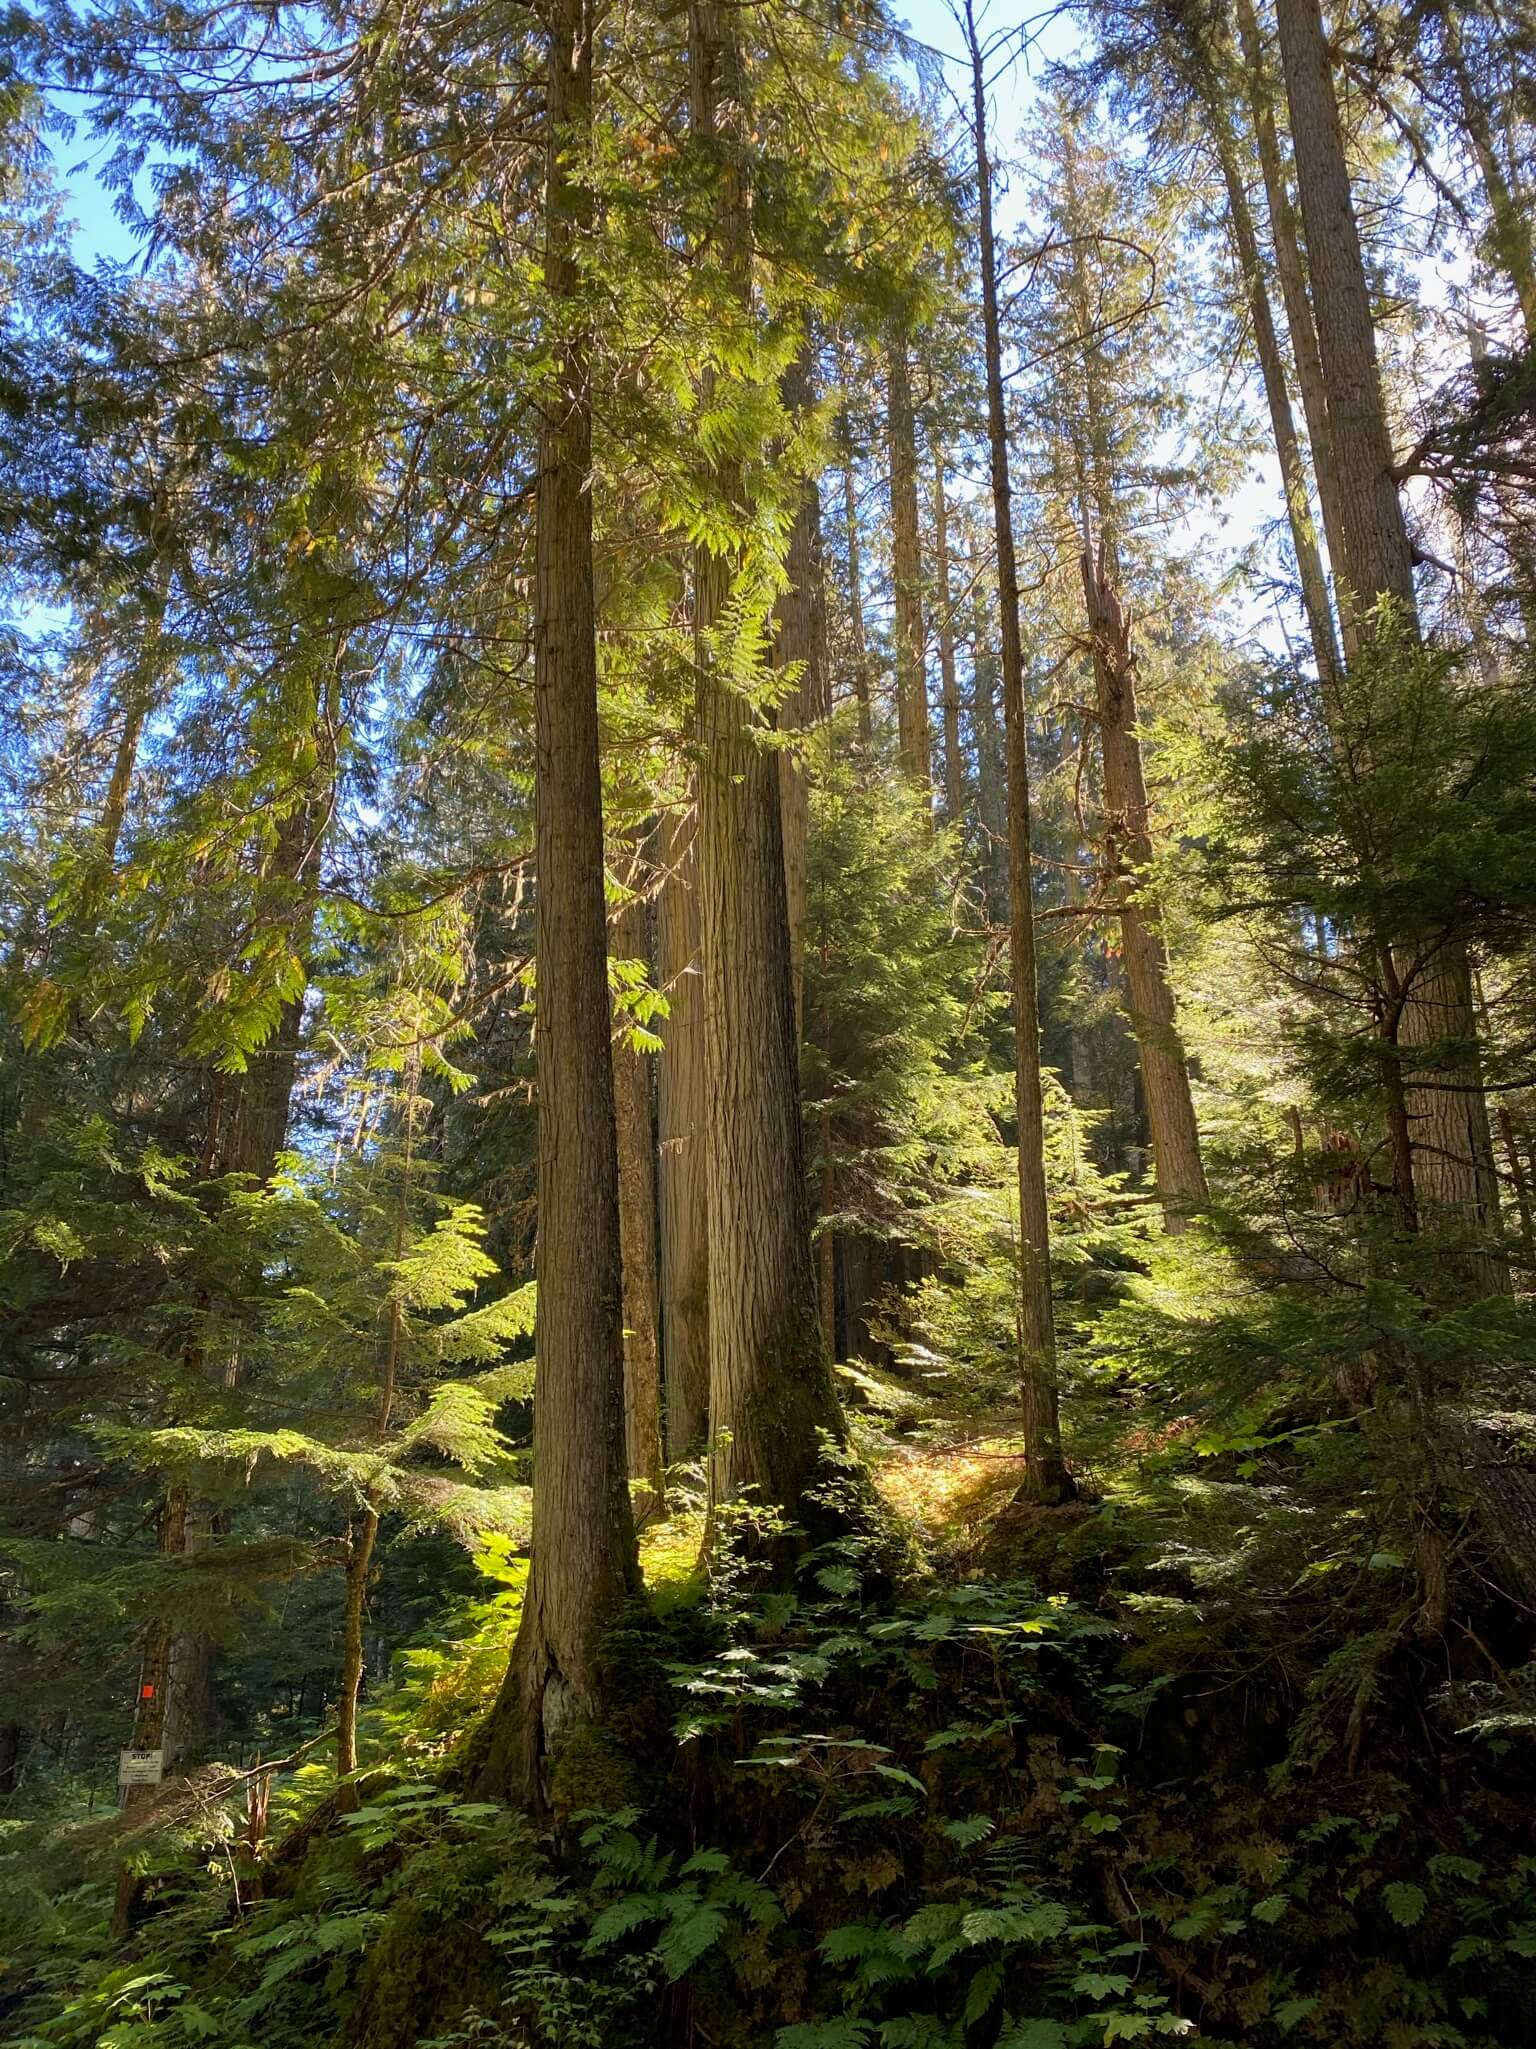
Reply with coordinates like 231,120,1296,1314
336,1500,380,1784
886,320,931,797
970,553,1008,926
967,0,1072,1504
1233,0,1357,660
1080,545,1207,1228
775,351,826,1046
819,1098,838,1359
0,1723,22,1802
611,885,665,1525
841,452,875,744
476,0,638,1807
1205,99,1341,685
1499,1107,1535,1267
691,0,848,1549
656,806,710,1456
933,454,964,824
1275,0,1505,1293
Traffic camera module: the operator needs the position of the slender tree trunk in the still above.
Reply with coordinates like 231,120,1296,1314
476,0,638,1806
842,453,875,744
819,1098,838,1359
1273,0,1415,617
1206,101,1341,684
1435,1,1536,339
0,1723,22,1802
1497,1105,1535,1267
970,553,1008,926
1275,0,1505,1293
336,1501,380,1783
886,321,931,797
1080,545,1207,1227
967,0,1072,1503
656,806,710,1455
775,351,826,1046
611,885,665,1525
690,0,848,1549
933,454,964,823
1234,0,1358,660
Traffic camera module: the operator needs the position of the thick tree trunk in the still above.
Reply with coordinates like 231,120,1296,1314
611,887,665,1525
656,807,711,1456
477,0,638,1806
886,321,931,796
967,0,1072,1503
691,0,848,1548
1080,546,1207,1228
1275,0,1505,1292
1234,0,1357,659
933,455,964,824
841,454,875,744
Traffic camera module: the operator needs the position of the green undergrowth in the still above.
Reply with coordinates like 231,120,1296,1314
4,1476,1536,2049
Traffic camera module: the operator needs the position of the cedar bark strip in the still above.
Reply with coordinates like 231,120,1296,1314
1275,0,1505,1288
690,0,847,1545
966,0,1072,1503
611,885,665,1524
479,0,638,1805
1080,545,1207,1227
